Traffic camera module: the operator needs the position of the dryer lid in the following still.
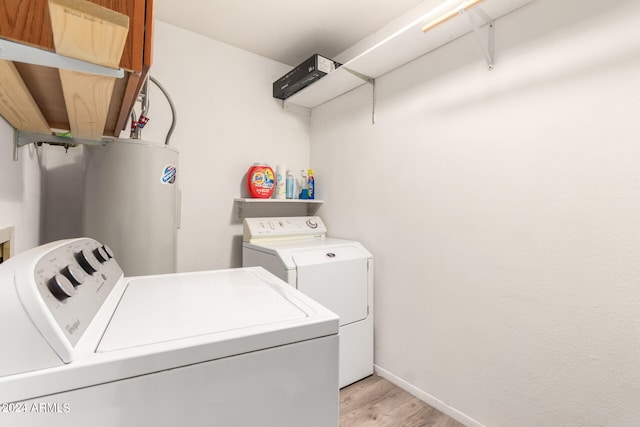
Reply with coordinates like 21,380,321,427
244,238,372,271
293,246,369,326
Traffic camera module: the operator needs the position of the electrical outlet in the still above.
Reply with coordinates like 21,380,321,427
0,226,15,263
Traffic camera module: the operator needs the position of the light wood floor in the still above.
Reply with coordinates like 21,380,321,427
340,374,466,427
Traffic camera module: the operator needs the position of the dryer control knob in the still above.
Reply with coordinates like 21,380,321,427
93,246,109,263
62,264,85,286
48,274,76,301
306,219,318,229
76,248,100,274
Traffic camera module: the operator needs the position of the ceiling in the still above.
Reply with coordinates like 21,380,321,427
154,0,427,66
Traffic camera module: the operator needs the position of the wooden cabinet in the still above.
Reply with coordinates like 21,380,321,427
0,0,154,138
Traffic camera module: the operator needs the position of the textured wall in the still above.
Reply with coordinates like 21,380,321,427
311,0,640,425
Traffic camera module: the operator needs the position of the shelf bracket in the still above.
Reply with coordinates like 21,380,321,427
0,39,124,78
343,68,374,86
282,101,311,117
464,7,495,70
13,130,112,161
343,68,376,124
12,130,19,162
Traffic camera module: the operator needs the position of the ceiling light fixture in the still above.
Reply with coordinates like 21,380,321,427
421,0,484,33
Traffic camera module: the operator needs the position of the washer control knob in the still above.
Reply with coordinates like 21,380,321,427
48,274,76,301
75,248,100,274
62,264,85,286
306,219,318,229
93,246,109,263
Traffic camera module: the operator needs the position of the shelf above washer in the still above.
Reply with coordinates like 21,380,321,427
234,198,324,219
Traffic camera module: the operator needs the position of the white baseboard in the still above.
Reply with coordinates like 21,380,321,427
373,364,484,427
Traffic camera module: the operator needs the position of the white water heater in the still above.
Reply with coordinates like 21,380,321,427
82,139,179,276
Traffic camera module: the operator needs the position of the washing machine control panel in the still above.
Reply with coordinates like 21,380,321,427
17,238,124,354
243,216,327,242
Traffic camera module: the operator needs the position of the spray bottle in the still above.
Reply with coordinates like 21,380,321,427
307,169,315,200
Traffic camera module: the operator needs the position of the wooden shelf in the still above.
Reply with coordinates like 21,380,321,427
0,0,153,139
284,0,534,109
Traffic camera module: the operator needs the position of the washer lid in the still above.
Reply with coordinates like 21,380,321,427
98,269,312,352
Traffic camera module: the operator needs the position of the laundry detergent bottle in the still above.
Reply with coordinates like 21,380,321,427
247,164,275,198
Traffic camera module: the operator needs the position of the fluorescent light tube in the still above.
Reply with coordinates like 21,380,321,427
421,0,484,33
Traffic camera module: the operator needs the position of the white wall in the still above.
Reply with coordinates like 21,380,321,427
310,0,640,425
141,21,311,272
0,119,42,254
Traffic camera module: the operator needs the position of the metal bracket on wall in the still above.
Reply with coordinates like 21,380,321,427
282,101,311,117
0,38,124,78
13,130,112,161
344,68,376,124
465,7,495,70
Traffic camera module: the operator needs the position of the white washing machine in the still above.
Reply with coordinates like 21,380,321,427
0,238,339,426
242,216,373,388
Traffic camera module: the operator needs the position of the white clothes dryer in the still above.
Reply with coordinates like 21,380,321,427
0,238,339,427
242,216,373,388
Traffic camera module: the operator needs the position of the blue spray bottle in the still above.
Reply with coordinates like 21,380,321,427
307,169,315,200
